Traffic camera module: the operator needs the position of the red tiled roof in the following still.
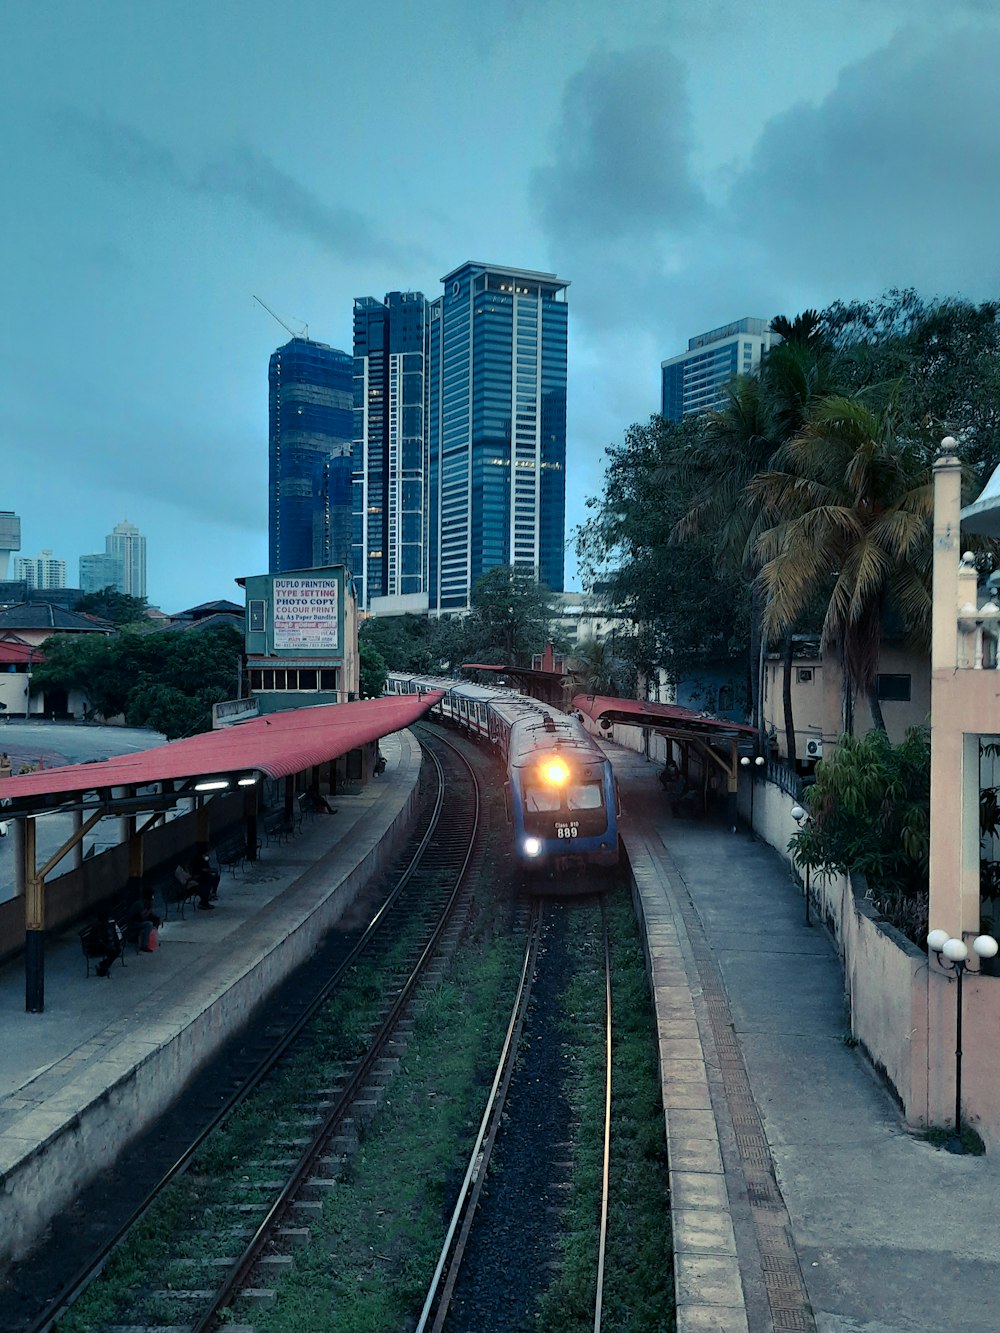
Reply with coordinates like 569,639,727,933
0,641,43,666
0,692,443,802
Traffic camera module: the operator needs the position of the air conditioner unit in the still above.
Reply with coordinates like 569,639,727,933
805,738,824,760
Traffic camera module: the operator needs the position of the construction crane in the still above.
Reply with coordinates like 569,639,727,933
253,295,309,341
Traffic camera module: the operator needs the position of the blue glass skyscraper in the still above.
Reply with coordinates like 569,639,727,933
268,337,353,574
427,262,568,612
661,318,777,422
352,293,429,611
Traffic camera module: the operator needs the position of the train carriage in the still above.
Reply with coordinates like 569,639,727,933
386,672,620,890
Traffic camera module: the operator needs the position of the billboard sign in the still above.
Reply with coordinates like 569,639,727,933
272,576,339,651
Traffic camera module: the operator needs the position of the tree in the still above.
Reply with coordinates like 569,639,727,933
791,727,930,944
751,396,934,732
75,587,149,626
577,415,749,700
359,639,387,698
466,566,555,665
571,637,629,697
31,623,244,738
358,613,472,674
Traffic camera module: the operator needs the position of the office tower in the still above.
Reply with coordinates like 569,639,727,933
427,262,568,612
268,337,353,574
661,317,778,422
80,551,125,594
352,292,429,612
0,512,20,579
106,520,147,598
14,549,67,590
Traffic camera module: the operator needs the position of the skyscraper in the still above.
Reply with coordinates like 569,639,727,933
79,551,124,594
268,337,353,574
661,317,778,422
352,292,429,612
106,520,147,598
427,262,568,612
14,549,66,590
0,512,21,580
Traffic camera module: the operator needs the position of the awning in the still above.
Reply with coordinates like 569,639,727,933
572,694,755,739
0,692,444,806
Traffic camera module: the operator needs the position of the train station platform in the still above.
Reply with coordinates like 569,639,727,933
0,728,423,1268
611,742,1000,1333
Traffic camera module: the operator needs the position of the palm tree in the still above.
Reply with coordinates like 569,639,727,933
668,315,841,757
571,636,624,697
750,396,934,733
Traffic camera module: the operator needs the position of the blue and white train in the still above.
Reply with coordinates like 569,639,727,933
386,673,620,888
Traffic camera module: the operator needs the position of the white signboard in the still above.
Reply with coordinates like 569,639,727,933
272,577,339,651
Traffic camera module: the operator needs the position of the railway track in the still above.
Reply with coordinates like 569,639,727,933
25,730,482,1333
419,896,614,1333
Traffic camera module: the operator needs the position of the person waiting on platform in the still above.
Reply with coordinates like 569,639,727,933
306,782,337,814
84,912,123,977
126,889,161,953
190,851,220,908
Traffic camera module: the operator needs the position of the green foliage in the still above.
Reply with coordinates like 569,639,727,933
576,415,750,685
358,637,387,698
466,563,556,665
74,586,149,626
571,636,632,697
31,624,244,737
791,728,930,938
358,612,471,674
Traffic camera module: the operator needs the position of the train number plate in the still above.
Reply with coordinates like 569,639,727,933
555,822,579,839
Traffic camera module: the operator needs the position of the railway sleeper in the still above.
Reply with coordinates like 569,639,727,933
279,1225,312,1248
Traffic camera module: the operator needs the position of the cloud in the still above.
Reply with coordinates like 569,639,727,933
532,47,704,244
50,109,418,266
725,26,1000,299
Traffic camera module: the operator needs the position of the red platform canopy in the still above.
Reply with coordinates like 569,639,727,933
0,692,444,807
572,694,755,740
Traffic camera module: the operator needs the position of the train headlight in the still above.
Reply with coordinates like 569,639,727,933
540,757,570,787
524,837,542,857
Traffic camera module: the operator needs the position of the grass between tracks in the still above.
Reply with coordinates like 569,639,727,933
246,827,523,1333
535,888,674,1333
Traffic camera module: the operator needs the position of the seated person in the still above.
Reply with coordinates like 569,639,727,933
190,850,220,908
306,782,337,814
84,914,122,978
126,889,161,952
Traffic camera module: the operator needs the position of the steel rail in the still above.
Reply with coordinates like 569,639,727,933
194,734,481,1331
594,898,613,1332
29,737,456,1333
416,899,545,1333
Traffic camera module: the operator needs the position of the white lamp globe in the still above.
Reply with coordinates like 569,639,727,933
973,935,999,959
927,929,950,952
740,756,749,767
791,805,805,822
942,938,969,963
755,756,765,767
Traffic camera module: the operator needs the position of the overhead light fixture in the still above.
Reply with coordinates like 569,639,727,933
237,775,259,787
194,779,230,792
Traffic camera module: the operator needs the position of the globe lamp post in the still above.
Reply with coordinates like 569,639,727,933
926,929,999,1152
740,754,765,836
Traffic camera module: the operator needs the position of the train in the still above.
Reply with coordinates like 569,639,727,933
385,673,620,889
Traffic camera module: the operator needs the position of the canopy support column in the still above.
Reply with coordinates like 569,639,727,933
24,817,43,1014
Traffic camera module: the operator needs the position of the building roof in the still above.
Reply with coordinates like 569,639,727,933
0,603,113,633
0,637,43,666
173,599,245,619
573,694,756,740
0,692,443,807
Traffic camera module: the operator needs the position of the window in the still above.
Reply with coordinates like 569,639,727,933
877,673,911,702
797,668,813,683
567,783,603,811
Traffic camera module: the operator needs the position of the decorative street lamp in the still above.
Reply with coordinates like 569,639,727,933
926,929,999,1152
740,754,765,836
790,803,814,926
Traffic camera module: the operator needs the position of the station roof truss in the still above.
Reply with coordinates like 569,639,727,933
572,693,758,789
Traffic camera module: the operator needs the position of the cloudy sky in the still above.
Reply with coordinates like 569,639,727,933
4,0,999,611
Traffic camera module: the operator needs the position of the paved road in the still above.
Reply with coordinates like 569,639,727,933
0,722,166,902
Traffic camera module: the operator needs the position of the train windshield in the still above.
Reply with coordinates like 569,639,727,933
524,781,604,813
